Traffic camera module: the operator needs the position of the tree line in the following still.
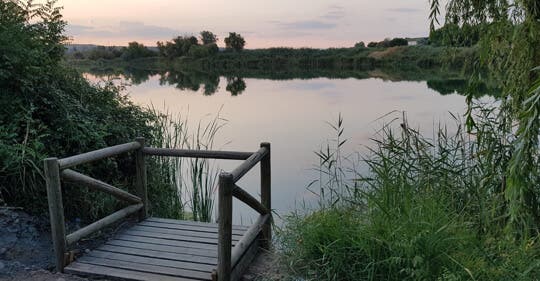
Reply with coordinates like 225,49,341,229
69,31,246,61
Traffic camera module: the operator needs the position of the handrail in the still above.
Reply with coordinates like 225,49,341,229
232,185,269,215
44,137,271,281
61,169,142,204
66,203,143,245
231,214,270,268
58,142,141,169
231,146,268,182
217,142,271,281
143,147,254,160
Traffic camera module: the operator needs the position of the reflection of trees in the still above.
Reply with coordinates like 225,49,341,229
159,70,220,95
225,77,246,96
427,79,501,97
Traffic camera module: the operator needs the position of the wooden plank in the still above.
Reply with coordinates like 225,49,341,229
122,229,228,245
143,147,253,160
260,142,272,250
131,225,243,241
114,234,218,251
98,244,218,265
145,217,249,230
76,256,212,280
65,262,191,281
135,137,148,220
218,172,234,281
231,238,260,281
231,214,269,267
61,169,141,204
44,157,67,272
138,221,247,236
232,185,269,215
87,250,215,272
66,204,143,245
231,146,268,182
58,142,141,169
106,240,218,258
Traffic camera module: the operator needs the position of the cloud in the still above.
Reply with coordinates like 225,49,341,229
322,5,346,20
276,20,337,30
386,8,422,13
66,21,184,40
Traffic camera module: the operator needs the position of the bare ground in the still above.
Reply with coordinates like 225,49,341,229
0,207,284,281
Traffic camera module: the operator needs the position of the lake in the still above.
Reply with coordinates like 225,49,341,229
86,72,489,224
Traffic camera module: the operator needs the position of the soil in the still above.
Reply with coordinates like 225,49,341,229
0,207,282,281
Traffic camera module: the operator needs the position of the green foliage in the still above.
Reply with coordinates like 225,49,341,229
0,0,182,221
429,0,540,234
157,35,199,58
354,41,365,48
199,30,218,45
367,42,378,48
224,32,245,52
188,43,219,58
280,113,540,280
429,23,481,47
122,41,156,61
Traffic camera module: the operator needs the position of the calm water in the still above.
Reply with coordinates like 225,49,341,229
88,73,483,224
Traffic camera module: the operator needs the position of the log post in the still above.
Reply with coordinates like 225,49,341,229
217,172,234,281
260,142,272,249
135,137,148,220
44,157,67,272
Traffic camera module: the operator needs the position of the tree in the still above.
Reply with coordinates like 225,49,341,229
224,32,245,52
122,41,155,60
367,42,378,48
200,30,218,45
429,0,540,233
157,35,199,58
354,41,365,48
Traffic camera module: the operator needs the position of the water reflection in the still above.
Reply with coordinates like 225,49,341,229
82,68,498,223
83,67,498,97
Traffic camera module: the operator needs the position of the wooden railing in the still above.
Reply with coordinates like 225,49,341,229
44,138,272,281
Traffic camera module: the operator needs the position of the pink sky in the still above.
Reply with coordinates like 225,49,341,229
60,0,434,48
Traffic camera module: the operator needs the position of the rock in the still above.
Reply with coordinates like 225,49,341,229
56,277,66,281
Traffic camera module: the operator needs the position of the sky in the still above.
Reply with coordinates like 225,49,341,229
60,0,435,48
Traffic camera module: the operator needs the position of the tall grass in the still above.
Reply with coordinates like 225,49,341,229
279,108,540,281
146,106,225,222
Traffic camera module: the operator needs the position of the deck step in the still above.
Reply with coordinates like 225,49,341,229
65,217,254,281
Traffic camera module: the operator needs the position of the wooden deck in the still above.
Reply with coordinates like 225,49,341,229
65,217,254,281
45,139,272,281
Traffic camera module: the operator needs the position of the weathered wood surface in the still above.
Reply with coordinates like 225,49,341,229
260,142,272,249
58,142,141,169
61,169,141,204
44,157,67,272
143,147,253,160
66,204,143,245
65,217,251,281
217,173,234,281
231,214,270,268
135,137,148,220
231,146,268,182
232,185,270,215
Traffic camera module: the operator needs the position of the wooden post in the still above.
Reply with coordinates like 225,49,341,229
260,142,271,249
135,137,148,220
44,157,67,272
217,172,234,281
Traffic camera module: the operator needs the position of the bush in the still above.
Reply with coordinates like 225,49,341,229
279,112,540,280
0,0,179,221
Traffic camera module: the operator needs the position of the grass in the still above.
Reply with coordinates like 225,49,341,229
278,109,540,281
145,105,226,222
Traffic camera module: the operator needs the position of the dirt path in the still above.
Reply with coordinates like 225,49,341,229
0,207,282,281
